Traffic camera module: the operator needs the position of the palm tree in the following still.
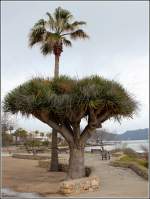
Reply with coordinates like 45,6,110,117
29,7,89,171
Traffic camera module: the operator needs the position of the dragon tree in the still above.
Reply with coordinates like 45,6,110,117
3,75,138,179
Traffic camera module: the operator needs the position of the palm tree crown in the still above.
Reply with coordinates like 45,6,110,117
29,7,89,56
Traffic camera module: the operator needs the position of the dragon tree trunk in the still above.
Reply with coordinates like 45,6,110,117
68,143,85,179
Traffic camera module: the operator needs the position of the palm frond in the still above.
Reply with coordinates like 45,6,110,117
62,38,72,47
72,21,86,27
29,27,45,47
40,42,53,56
53,7,73,33
54,7,73,22
62,23,74,32
33,19,46,28
70,29,89,40
61,21,86,33
43,32,60,43
46,12,55,31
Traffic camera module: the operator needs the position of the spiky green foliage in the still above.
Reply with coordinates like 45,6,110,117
29,7,89,55
3,75,138,124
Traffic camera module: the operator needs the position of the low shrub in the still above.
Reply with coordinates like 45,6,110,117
136,159,148,168
12,154,50,160
119,154,148,168
110,148,122,154
110,160,129,168
42,140,50,147
110,154,148,180
140,145,149,161
119,155,135,162
123,148,138,158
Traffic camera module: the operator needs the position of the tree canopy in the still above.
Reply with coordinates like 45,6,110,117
4,75,137,142
14,128,28,138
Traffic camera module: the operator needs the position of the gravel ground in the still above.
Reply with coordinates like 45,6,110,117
2,154,149,198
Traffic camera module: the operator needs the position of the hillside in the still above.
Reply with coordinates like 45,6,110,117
117,128,149,140
88,128,149,142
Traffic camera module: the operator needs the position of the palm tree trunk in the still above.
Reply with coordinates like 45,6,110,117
50,54,59,171
16,136,18,145
50,129,59,171
54,55,59,77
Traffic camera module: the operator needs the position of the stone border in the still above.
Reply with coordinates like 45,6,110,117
60,176,100,195
110,161,148,180
12,154,50,160
38,159,100,195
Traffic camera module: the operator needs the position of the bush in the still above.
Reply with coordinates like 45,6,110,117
2,133,13,146
110,160,129,168
24,140,42,154
137,159,148,168
140,145,149,161
110,148,122,154
123,148,138,158
24,140,42,147
42,140,50,147
119,155,135,162
118,154,148,169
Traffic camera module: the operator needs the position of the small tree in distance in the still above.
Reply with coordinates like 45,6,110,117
34,130,39,136
3,75,138,179
24,140,41,155
1,112,15,147
13,128,28,145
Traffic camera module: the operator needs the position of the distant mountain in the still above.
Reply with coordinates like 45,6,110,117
88,130,118,143
88,128,149,143
117,128,149,140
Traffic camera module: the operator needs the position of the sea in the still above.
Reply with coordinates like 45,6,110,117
85,139,149,153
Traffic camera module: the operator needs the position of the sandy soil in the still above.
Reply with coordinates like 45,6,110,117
2,154,149,198
2,157,66,196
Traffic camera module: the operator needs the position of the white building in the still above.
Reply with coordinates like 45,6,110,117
30,132,51,142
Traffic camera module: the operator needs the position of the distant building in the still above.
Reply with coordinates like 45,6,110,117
5,129,15,135
29,132,52,142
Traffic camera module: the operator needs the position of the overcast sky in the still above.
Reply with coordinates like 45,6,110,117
1,1,149,134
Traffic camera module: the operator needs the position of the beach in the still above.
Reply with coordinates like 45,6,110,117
2,154,148,198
